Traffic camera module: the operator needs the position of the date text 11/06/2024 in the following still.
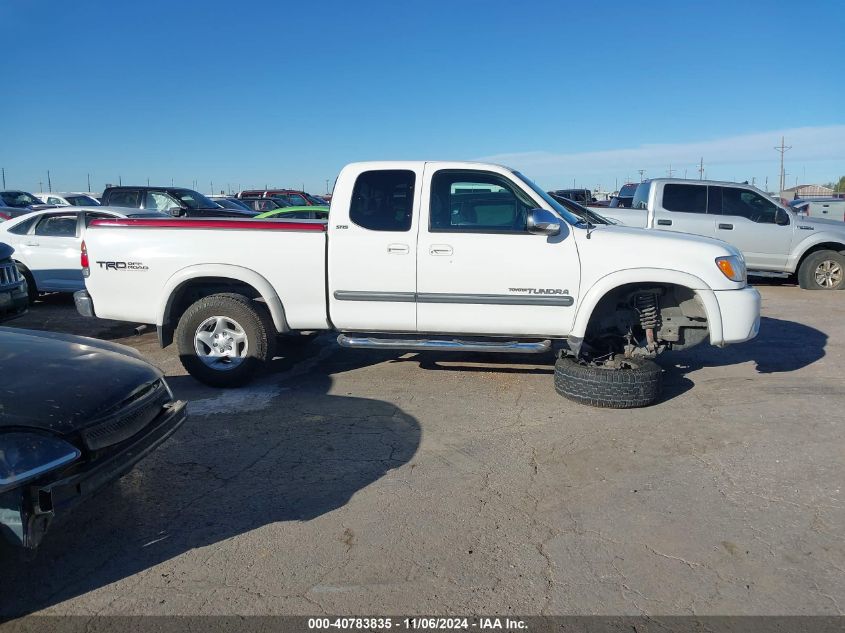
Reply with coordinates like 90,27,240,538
307,617,528,630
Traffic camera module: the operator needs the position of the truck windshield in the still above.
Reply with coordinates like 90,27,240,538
632,182,651,209
174,190,217,209
511,172,582,225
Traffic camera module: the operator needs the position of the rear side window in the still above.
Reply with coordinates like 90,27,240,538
107,190,140,207
662,184,706,213
632,182,651,209
34,214,79,237
350,170,415,232
8,216,40,235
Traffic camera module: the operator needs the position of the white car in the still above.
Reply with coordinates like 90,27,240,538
34,192,101,207
76,161,761,408
1,206,168,301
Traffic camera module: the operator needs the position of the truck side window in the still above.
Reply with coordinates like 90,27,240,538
429,170,534,233
715,186,780,224
662,184,707,213
107,190,140,207
350,170,415,232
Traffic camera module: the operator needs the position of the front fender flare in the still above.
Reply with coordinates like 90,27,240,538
787,232,845,273
157,264,289,334
570,268,724,347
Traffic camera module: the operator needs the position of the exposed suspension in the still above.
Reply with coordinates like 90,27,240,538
634,292,661,351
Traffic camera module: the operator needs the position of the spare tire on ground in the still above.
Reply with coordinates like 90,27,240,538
554,355,663,408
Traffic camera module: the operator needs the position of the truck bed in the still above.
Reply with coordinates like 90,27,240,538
83,218,330,329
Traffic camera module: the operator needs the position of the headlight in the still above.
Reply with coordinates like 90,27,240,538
0,433,81,493
715,255,747,283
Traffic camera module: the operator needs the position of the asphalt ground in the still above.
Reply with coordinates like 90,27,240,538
0,280,843,617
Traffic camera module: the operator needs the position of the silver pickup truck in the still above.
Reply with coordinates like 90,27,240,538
597,178,845,290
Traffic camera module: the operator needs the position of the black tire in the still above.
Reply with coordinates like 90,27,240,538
797,250,845,290
175,293,276,388
554,355,663,408
17,264,37,304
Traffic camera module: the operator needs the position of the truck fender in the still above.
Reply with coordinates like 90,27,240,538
158,264,290,334
787,231,845,273
570,268,725,346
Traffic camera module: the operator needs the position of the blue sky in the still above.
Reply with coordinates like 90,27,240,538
2,0,844,194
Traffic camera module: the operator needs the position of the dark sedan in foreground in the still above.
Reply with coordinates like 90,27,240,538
0,328,186,549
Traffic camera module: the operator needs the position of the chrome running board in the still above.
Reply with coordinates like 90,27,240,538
337,335,552,354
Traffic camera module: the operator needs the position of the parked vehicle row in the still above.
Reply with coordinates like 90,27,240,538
596,178,845,290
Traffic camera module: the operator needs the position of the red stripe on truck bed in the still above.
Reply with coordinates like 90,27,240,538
90,218,327,231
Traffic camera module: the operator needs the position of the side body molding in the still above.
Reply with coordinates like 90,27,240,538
569,268,725,346
158,264,289,333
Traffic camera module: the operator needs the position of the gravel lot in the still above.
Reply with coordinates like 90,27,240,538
1,282,843,616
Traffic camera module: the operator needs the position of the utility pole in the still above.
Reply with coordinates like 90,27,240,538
147,177,150,186
87,173,91,192
774,136,792,194
325,179,330,194
47,170,52,192
637,169,645,182
38,180,43,192
119,175,122,186
1,167,5,189
667,164,674,177
698,158,705,180
683,168,688,179
210,181,214,195
765,176,768,192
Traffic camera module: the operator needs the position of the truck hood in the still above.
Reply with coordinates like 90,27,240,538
0,328,163,434
574,224,744,290
795,215,845,229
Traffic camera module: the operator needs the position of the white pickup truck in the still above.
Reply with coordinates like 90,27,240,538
75,162,761,408
597,178,845,290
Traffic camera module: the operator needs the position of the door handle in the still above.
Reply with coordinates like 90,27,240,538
429,244,453,256
657,219,672,226
24,241,40,247
387,243,409,255
718,223,734,230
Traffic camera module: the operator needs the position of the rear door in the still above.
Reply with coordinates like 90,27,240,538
709,186,792,270
327,167,421,331
652,182,716,238
24,212,84,290
416,165,580,336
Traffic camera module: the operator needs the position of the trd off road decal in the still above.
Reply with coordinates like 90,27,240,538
95,261,149,271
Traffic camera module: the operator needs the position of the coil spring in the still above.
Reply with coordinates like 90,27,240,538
635,293,660,329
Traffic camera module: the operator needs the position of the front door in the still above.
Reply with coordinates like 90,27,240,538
327,167,421,332
416,165,581,337
709,186,793,270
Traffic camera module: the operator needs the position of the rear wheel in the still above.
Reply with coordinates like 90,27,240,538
797,250,845,290
175,293,276,387
554,354,663,408
16,264,37,304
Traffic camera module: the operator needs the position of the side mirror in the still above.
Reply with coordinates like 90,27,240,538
168,207,184,217
527,208,561,236
776,209,791,226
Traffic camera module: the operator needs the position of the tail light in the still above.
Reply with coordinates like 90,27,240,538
81,240,90,277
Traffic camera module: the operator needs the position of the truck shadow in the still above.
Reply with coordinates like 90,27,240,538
659,316,827,401
0,371,421,618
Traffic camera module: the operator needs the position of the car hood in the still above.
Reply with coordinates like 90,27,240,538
0,328,163,434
